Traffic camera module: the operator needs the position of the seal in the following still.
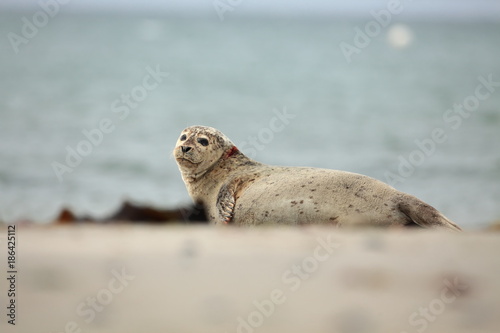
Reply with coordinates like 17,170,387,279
173,125,461,230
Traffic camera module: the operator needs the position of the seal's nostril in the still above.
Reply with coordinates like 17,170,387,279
181,146,192,153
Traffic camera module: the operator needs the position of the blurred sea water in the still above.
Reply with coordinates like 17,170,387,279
0,10,499,228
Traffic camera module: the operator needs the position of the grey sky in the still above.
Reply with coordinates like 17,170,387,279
1,0,500,19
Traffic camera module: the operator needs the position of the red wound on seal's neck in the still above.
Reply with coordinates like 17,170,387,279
224,146,239,159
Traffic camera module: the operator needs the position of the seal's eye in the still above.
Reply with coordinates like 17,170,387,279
180,134,187,141
197,138,209,146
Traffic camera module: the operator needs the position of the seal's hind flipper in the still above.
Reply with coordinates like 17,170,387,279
397,195,462,231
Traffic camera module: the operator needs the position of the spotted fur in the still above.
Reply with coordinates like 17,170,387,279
173,126,461,231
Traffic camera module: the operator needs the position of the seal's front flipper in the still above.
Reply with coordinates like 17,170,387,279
216,177,256,225
216,182,237,224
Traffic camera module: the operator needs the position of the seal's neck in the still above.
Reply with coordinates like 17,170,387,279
223,146,239,159
181,146,239,182
183,146,259,201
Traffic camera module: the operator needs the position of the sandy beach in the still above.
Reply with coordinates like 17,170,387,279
1,224,499,333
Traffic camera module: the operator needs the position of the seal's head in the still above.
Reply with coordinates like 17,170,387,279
174,126,236,181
